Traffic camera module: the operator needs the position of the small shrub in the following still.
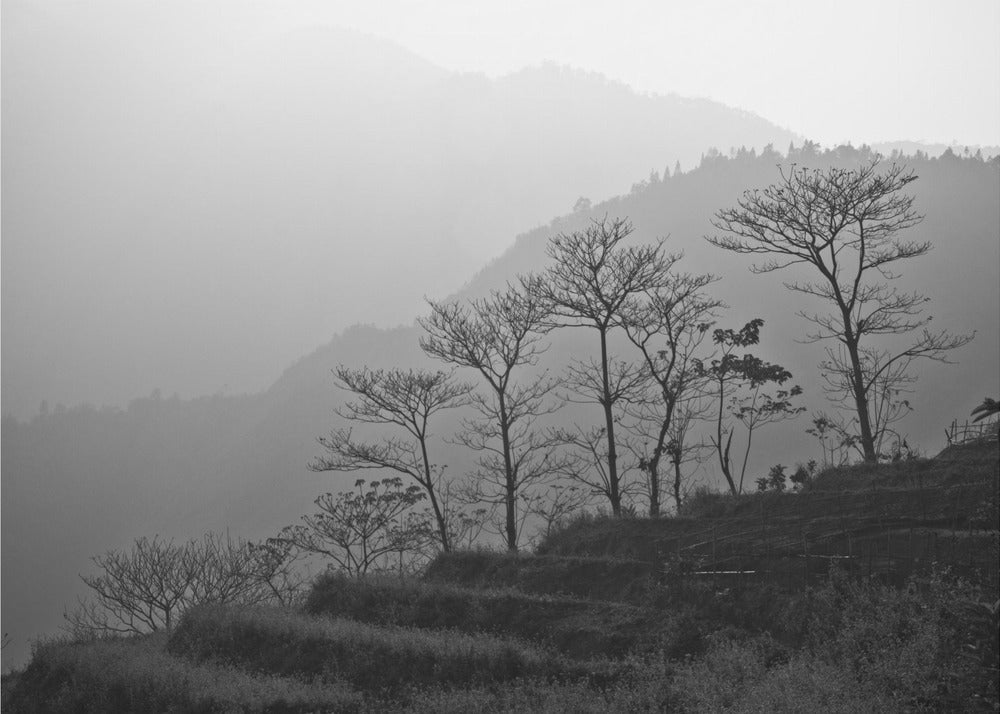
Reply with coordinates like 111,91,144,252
789,460,816,490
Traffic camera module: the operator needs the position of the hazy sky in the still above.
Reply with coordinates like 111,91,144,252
4,0,999,418
258,0,1000,147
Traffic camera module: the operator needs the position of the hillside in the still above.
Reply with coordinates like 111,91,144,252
4,443,997,711
3,146,998,669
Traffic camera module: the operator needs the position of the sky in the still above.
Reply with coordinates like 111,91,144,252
258,0,1000,148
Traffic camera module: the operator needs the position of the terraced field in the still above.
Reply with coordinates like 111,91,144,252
4,442,997,712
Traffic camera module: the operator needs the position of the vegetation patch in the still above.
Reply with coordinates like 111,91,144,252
167,604,619,692
306,574,688,658
422,550,661,603
3,633,364,713
672,570,999,712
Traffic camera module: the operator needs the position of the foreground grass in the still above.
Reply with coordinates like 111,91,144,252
306,574,695,658
7,569,997,712
4,632,364,713
168,604,621,692
8,446,996,712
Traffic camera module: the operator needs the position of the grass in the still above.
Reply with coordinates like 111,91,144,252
8,442,997,711
423,550,662,603
305,573,688,658
671,569,999,712
4,632,364,713
533,443,999,591
167,604,621,692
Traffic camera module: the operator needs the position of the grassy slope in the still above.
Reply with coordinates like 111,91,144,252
305,574,695,659
5,442,997,712
536,442,999,584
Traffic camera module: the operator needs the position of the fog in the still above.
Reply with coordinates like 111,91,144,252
2,0,998,672
3,1,809,418
4,0,999,419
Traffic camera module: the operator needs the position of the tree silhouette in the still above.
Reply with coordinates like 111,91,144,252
619,262,721,515
274,478,433,576
420,283,563,552
709,161,972,461
311,367,473,552
65,533,298,637
532,216,672,516
704,320,803,495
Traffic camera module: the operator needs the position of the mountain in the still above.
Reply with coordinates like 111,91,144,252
3,145,997,669
2,1,802,420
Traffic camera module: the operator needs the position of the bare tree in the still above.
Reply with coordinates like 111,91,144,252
552,423,640,511
311,367,473,552
66,533,299,637
420,284,563,551
619,264,721,515
703,320,804,495
274,477,433,576
523,482,593,547
67,536,196,636
663,402,713,512
709,161,973,461
820,345,917,459
805,412,857,469
184,532,304,609
532,216,671,515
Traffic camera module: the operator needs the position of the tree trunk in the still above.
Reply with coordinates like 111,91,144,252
672,454,683,513
420,440,451,552
845,339,877,462
647,412,672,517
499,397,518,552
648,466,660,517
599,328,621,516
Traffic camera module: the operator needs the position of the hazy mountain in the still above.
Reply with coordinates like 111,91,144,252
3,146,997,668
2,1,801,420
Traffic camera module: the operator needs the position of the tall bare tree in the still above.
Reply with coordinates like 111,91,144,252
420,284,562,551
620,263,721,515
709,161,972,461
532,216,671,515
311,367,473,552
